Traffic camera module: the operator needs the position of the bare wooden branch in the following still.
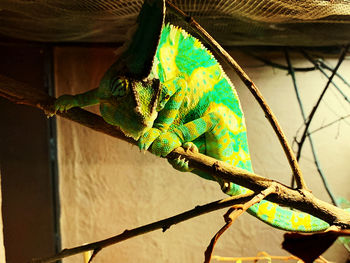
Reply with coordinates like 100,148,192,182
165,0,307,190
204,184,278,263
171,146,350,227
30,194,255,263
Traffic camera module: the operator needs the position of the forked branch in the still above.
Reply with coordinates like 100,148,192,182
204,184,278,263
30,194,255,263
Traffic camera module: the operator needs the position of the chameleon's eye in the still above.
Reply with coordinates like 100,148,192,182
110,77,129,97
164,94,170,100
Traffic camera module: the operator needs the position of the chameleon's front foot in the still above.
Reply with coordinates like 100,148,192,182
140,129,197,172
150,131,182,157
138,127,162,151
54,95,79,113
138,128,183,157
168,142,198,172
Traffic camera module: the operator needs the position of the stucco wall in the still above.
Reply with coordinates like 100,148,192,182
55,47,350,262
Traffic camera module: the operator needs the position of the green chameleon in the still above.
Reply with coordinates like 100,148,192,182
55,0,330,232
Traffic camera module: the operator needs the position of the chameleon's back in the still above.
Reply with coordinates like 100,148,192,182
153,24,253,173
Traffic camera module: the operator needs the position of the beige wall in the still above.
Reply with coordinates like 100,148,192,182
55,47,350,262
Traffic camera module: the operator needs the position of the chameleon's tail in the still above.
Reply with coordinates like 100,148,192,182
248,201,350,232
225,182,335,232
247,200,330,232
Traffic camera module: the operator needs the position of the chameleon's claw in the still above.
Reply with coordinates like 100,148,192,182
54,95,78,113
138,142,147,152
46,112,55,118
168,155,192,172
182,142,199,153
138,143,147,153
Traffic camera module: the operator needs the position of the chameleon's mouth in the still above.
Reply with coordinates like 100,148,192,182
119,126,142,141
116,112,156,141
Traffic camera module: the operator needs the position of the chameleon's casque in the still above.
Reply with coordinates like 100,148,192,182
55,0,331,232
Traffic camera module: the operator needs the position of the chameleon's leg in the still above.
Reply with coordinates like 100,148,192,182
151,112,228,181
138,77,186,150
150,111,220,157
151,111,251,190
55,88,100,112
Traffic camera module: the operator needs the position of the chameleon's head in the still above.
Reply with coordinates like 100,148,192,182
99,74,161,140
97,0,165,140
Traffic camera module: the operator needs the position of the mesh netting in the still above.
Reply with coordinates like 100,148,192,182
1,0,350,46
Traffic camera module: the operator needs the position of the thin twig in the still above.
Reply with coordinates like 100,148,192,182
246,51,316,72
165,0,307,190
204,184,278,263
309,114,350,135
284,50,338,206
296,45,349,164
204,212,235,263
30,194,254,263
301,51,350,105
319,59,350,88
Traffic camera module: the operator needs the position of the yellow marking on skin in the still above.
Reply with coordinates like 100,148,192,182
206,63,223,82
291,213,312,231
163,78,178,94
257,201,277,223
166,109,178,120
186,121,202,138
188,64,222,96
151,56,160,79
236,186,253,195
218,134,231,155
169,25,180,45
238,147,250,163
205,104,246,134
226,147,250,167
188,68,214,94
159,42,179,81
236,147,250,163
193,38,202,49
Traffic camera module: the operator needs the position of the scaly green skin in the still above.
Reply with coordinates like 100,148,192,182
55,0,330,232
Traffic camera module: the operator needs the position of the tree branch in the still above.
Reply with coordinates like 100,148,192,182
30,193,255,263
204,184,278,263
